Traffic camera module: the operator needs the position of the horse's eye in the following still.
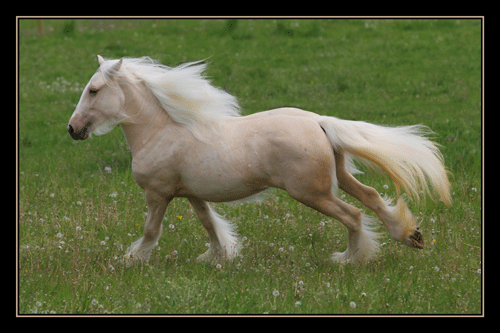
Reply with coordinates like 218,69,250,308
89,88,98,96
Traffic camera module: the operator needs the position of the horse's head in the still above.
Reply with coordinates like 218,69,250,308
67,55,125,140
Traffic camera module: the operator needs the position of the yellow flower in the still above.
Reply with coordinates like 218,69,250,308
432,239,436,243
177,215,183,220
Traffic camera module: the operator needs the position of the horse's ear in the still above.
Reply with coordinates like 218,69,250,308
109,58,123,74
97,55,105,65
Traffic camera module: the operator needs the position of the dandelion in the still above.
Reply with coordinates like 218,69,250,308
100,241,106,246
472,187,477,192
76,226,81,231
76,201,82,206
434,266,440,272
104,166,112,173
289,246,294,251
36,301,42,307
272,289,280,297
350,301,356,309
56,233,63,238
91,299,98,306
294,301,302,307
216,264,222,269
176,215,183,220
49,193,55,198
108,265,115,272
109,192,118,198
169,224,175,229
383,184,389,189
361,292,367,297
477,269,481,274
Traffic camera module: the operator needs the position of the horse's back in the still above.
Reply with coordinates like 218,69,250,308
228,109,335,191
243,107,319,119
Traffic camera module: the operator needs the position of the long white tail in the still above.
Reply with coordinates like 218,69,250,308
317,116,451,205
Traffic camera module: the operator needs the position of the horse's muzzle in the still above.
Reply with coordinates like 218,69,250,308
67,123,89,140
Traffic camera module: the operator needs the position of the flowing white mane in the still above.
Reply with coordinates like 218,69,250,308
99,56,241,137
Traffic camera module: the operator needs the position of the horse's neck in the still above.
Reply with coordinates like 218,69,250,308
119,81,175,155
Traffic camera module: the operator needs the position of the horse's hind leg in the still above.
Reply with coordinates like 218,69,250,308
334,150,423,249
189,198,240,261
288,188,381,263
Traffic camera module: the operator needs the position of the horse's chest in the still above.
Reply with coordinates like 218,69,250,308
131,154,177,191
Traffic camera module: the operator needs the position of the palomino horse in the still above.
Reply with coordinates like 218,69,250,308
67,56,451,264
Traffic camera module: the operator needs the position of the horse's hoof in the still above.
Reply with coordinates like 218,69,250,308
196,249,222,262
408,229,424,249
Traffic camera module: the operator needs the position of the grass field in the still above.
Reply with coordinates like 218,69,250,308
18,18,482,315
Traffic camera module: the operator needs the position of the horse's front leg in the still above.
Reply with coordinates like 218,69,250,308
124,190,170,263
188,198,240,261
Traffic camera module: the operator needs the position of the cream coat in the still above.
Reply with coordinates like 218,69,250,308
67,56,451,264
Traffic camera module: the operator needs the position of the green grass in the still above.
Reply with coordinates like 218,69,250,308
18,18,482,315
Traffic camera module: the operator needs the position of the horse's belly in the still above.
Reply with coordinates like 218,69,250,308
182,172,267,202
179,144,269,202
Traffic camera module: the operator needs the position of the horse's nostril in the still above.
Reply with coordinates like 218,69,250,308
67,124,74,134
